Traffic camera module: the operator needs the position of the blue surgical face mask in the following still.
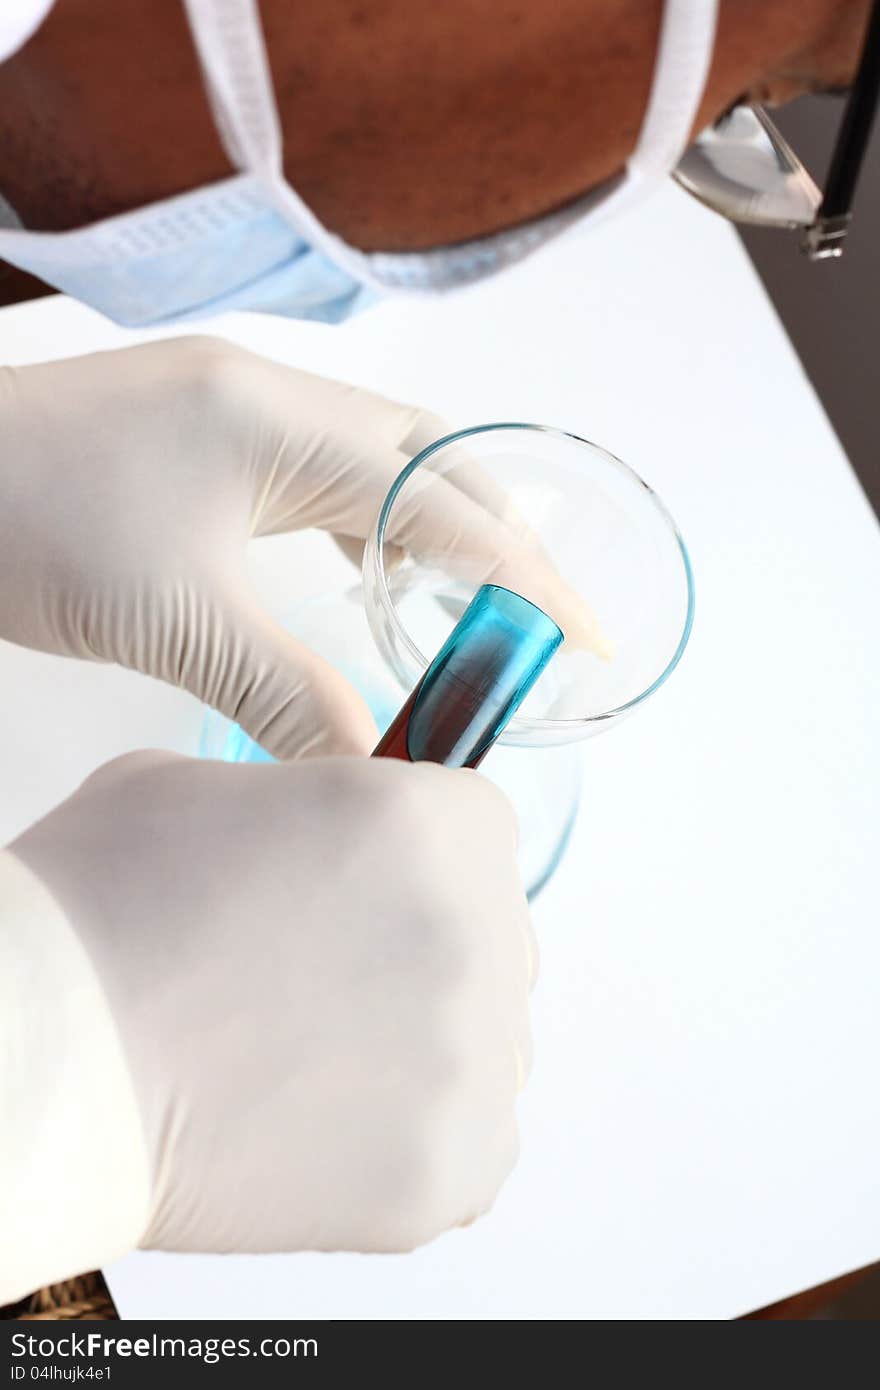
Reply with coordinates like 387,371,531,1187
0,0,717,329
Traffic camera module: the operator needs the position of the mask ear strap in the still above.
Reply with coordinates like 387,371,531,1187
181,0,283,174
628,0,719,181
181,0,385,286
563,0,717,240
182,0,718,286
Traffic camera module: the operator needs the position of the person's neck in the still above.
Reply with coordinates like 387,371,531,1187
0,0,872,269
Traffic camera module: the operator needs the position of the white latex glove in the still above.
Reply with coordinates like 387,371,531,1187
3,751,534,1296
0,336,601,761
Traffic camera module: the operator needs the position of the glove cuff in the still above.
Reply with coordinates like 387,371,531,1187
0,849,150,1305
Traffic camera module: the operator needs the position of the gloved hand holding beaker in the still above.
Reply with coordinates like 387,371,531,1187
0,336,598,762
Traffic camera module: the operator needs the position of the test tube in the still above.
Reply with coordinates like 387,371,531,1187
373,584,563,768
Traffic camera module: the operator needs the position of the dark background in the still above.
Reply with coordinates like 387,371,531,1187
739,94,880,518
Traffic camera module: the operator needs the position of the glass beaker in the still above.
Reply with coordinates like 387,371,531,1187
202,424,694,899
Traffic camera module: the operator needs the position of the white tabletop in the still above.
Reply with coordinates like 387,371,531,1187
2,181,878,1320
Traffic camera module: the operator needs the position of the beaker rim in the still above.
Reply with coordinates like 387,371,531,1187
369,421,695,737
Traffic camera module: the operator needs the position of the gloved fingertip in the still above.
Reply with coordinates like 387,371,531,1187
208,599,380,763
254,678,378,763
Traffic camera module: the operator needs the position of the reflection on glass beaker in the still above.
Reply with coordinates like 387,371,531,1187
202,423,693,900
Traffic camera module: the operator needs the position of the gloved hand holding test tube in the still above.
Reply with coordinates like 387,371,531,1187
374,585,564,768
